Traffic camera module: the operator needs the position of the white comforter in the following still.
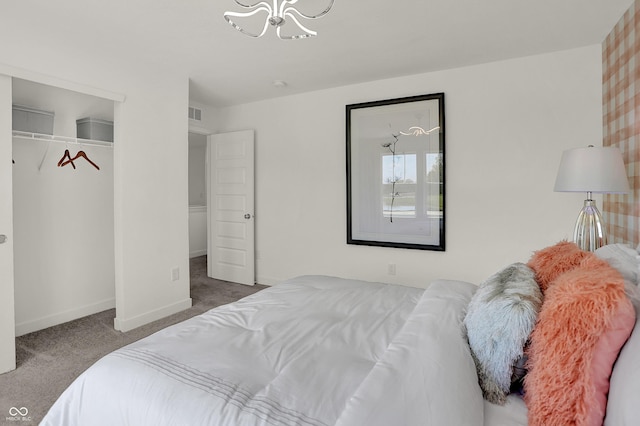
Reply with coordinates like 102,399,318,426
42,275,485,426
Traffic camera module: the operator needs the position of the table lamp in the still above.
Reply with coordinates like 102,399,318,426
554,145,630,251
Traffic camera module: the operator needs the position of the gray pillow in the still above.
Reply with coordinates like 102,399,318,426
464,262,543,405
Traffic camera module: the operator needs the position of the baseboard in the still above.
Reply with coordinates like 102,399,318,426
189,249,207,259
15,298,116,337
256,275,278,286
113,297,193,332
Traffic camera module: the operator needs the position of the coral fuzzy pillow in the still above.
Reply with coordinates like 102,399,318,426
525,256,636,426
527,241,590,293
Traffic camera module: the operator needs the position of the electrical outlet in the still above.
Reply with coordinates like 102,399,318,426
171,267,180,282
388,263,396,275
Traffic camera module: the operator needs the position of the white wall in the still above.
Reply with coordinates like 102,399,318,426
12,135,115,336
212,45,602,288
1,50,191,334
112,73,191,331
188,100,216,133
189,206,207,258
188,132,206,206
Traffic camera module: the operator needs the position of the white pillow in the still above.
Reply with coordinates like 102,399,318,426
595,244,640,286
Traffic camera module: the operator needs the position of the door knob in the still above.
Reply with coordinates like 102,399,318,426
244,214,251,219
0,235,6,244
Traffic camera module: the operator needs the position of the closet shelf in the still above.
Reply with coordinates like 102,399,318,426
12,130,114,148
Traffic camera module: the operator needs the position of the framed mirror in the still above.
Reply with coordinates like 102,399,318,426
346,93,445,251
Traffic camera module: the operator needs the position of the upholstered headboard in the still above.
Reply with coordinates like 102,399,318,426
603,1,639,247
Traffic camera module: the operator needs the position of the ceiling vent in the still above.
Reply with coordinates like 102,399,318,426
188,106,202,121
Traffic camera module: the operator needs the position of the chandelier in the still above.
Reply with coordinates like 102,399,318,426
224,0,335,39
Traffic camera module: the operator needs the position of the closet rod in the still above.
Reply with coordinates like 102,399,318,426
12,130,114,148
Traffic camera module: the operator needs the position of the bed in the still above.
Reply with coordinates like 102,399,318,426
41,244,640,426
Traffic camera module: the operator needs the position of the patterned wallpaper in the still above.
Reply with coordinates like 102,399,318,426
603,0,640,247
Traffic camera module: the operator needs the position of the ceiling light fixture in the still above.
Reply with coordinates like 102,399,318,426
224,0,335,40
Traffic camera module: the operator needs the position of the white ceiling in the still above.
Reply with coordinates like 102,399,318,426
1,0,635,108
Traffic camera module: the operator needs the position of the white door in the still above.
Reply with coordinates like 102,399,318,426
207,130,255,285
0,74,16,374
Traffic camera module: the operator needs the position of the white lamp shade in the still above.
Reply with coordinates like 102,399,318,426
554,146,630,194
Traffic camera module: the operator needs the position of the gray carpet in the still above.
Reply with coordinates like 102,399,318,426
0,256,266,425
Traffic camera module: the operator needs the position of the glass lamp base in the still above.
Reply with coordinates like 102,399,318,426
573,199,606,252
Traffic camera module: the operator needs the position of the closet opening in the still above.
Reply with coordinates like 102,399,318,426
188,131,207,260
12,78,116,337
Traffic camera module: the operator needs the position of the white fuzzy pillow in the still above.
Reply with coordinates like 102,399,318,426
464,263,543,405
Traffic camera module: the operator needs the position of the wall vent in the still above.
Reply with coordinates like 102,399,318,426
188,106,202,121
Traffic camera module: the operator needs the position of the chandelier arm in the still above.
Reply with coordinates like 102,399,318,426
233,0,272,9
276,27,315,40
224,6,272,38
278,0,296,17
277,11,317,39
281,0,334,19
